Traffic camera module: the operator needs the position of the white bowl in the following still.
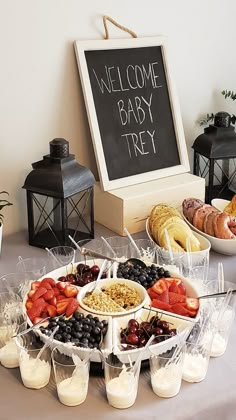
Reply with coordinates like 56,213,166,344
182,214,236,256
146,218,211,265
211,198,230,212
78,278,150,317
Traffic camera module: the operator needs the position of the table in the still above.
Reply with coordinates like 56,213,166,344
1,226,236,420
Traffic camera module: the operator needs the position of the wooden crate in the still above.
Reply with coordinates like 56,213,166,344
94,173,205,236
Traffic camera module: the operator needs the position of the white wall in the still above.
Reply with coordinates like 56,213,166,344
1,0,236,234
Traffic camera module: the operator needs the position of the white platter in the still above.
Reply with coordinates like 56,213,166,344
24,263,199,363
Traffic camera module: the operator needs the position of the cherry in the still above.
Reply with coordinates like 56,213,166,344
139,336,147,347
153,327,163,336
101,272,107,279
66,274,76,284
128,319,139,329
126,333,139,345
128,325,138,334
58,276,66,282
90,265,100,275
158,320,169,330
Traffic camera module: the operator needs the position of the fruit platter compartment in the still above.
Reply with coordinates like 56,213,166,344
23,259,200,364
112,308,191,363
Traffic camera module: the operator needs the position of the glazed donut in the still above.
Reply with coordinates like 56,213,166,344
192,205,216,232
213,212,236,239
182,198,204,223
158,220,201,252
203,211,219,236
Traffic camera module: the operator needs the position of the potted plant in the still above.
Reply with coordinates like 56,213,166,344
0,191,13,253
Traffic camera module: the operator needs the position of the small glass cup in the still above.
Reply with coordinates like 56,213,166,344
205,280,236,357
149,337,185,398
75,238,103,262
103,353,141,409
16,257,46,279
0,272,33,299
47,246,75,270
182,339,211,383
130,239,156,264
103,236,129,262
0,319,27,369
156,248,184,276
52,348,90,406
16,331,51,389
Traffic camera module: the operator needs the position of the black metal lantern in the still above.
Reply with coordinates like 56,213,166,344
192,112,236,204
23,138,95,248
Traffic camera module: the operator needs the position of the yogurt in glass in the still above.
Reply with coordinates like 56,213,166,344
182,353,208,383
0,340,19,368
19,352,51,389
106,369,138,409
151,364,182,398
57,373,88,406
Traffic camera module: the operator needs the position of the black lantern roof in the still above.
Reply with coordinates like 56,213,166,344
192,112,236,159
23,138,95,198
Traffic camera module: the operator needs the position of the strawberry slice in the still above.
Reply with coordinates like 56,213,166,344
25,299,33,310
52,287,60,297
186,297,199,312
66,298,79,317
32,287,47,302
158,288,169,303
56,294,67,301
64,285,78,298
177,281,186,296
48,297,57,307
168,281,179,293
31,281,41,291
152,279,168,295
171,303,189,316
40,280,52,290
57,281,70,291
56,300,69,315
28,290,35,299
47,304,57,317
43,290,54,301
32,317,49,327
169,292,186,305
41,277,56,287
147,289,160,300
151,299,172,311
27,298,47,320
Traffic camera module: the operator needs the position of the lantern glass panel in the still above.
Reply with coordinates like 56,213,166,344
66,188,93,241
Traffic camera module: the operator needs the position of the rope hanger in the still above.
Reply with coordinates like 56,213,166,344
103,15,137,39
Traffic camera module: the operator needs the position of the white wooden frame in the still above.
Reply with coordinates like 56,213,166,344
74,36,190,191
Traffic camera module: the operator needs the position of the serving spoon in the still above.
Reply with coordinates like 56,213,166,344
69,235,146,268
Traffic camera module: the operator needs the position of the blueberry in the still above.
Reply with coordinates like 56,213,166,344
83,318,91,324
54,334,63,341
83,324,90,332
164,270,170,277
93,327,101,335
75,313,84,320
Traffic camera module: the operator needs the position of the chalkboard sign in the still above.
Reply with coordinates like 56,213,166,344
74,37,189,191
